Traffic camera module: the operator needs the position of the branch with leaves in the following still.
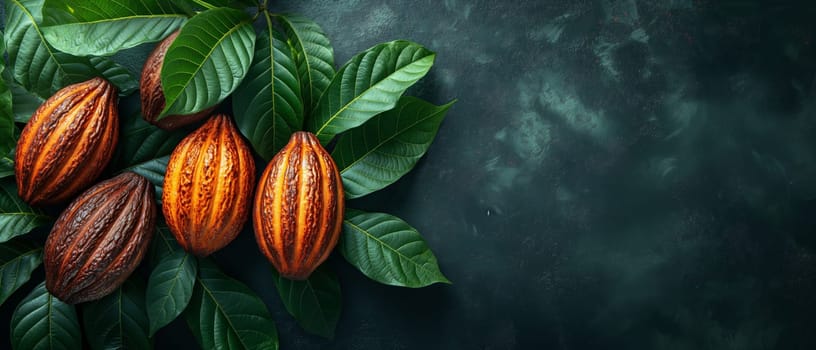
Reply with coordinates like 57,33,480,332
0,0,454,348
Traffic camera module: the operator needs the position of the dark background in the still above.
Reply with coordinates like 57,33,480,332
5,0,816,349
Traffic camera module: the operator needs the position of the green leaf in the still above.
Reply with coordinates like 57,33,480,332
332,97,454,199
276,14,334,114
0,31,14,158
175,0,257,9
0,39,12,151
149,224,181,266
11,282,82,350
0,178,50,243
307,40,435,145
4,0,135,98
41,0,186,57
160,7,255,118
0,156,13,178
341,209,450,287
82,278,151,350
234,12,303,160
2,68,44,123
0,239,42,306
122,156,169,201
186,259,278,350
110,110,185,201
146,249,197,336
89,56,138,96
112,112,187,169
271,265,341,339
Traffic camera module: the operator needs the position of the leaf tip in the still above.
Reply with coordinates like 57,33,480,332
439,277,453,285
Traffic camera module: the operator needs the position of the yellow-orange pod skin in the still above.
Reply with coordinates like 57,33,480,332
15,77,119,206
253,131,344,280
162,114,256,257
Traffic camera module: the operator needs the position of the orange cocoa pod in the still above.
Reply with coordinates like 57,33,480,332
253,131,344,280
14,77,119,206
140,30,213,129
162,114,256,257
44,172,156,304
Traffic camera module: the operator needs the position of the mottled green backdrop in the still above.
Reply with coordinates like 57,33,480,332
3,0,816,349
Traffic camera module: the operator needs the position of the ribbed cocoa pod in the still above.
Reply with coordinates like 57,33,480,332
140,30,213,129
253,131,345,280
44,172,156,304
163,114,256,257
14,77,119,206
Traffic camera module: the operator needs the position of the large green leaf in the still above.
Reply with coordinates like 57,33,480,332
11,282,82,350
341,209,450,287
0,239,42,306
0,156,13,178
41,0,186,57
233,12,303,160
0,178,50,243
149,223,182,267
4,0,138,98
186,259,278,350
1,69,44,123
122,156,169,201
0,30,14,158
146,249,197,336
332,97,454,199
113,111,186,168
159,7,255,118
276,14,334,114
111,111,186,201
82,278,151,350
307,40,435,145
174,0,257,9
272,265,341,339
88,56,138,96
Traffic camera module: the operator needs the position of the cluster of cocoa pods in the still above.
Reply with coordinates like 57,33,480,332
14,31,343,304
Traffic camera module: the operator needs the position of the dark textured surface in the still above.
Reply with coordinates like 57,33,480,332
3,0,816,349
258,1,816,349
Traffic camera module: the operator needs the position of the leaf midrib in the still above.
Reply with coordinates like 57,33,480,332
313,52,434,139
263,12,279,149
117,288,124,347
43,13,185,27
9,0,71,97
155,254,190,316
0,183,32,213
279,15,319,105
337,105,446,175
0,248,40,271
302,277,330,333
199,275,250,349
163,10,250,116
343,218,439,280
48,292,54,350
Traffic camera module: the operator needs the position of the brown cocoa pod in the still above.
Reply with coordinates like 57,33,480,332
14,77,119,206
253,131,344,280
162,114,256,257
140,30,213,130
44,172,156,304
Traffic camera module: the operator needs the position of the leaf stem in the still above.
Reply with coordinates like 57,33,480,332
257,0,269,19
191,0,216,10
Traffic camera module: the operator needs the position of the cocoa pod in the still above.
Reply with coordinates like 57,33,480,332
140,30,213,129
44,172,156,304
253,131,344,280
163,114,256,257
14,77,119,206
